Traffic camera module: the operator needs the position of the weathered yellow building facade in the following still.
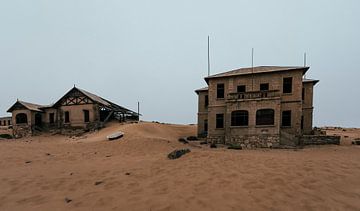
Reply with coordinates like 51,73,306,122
196,66,319,148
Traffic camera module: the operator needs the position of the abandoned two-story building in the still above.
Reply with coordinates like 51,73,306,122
7,86,139,137
195,66,319,148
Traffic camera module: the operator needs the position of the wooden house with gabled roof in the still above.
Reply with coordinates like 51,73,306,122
7,86,139,137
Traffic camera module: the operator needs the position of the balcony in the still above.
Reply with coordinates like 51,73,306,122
227,90,280,101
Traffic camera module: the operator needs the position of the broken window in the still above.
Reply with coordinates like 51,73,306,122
49,113,55,124
237,85,246,93
283,77,292,93
282,110,292,127
217,83,224,99
260,83,269,91
256,109,275,125
205,95,209,107
83,110,90,123
16,113,28,124
64,111,70,123
216,114,224,129
231,110,249,126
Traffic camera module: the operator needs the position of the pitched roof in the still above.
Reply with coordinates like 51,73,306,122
53,87,139,115
302,78,320,85
205,66,309,83
195,87,208,94
7,100,46,112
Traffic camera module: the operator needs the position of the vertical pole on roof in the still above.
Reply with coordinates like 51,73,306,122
303,52,307,79
207,36,210,76
137,101,140,121
251,48,254,91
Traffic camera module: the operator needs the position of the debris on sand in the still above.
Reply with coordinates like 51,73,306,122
167,149,191,159
352,139,360,145
94,181,104,186
125,172,131,175
64,197,72,203
187,136,198,141
178,138,188,144
25,161,32,164
107,131,124,141
210,143,217,148
228,144,242,150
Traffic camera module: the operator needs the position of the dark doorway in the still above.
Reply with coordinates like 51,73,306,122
35,113,42,127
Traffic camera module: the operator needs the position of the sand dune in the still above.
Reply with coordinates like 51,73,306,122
0,122,359,211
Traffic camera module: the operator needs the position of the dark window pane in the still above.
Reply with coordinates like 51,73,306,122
217,84,224,99
283,77,292,93
260,83,269,91
216,114,224,128
302,88,305,101
49,113,55,124
16,113,28,124
256,109,275,125
204,119,208,132
282,110,292,127
83,110,90,123
237,85,246,93
231,110,249,126
64,112,70,123
205,95,209,107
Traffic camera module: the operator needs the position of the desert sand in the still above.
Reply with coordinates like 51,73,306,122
0,122,359,211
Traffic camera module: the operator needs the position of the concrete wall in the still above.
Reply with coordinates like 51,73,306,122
302,82,315,134
300,135,340,145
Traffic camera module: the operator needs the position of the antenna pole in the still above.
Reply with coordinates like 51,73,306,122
251,48,254,91
207,36,210,76
303,52,307,79
137,101,140,121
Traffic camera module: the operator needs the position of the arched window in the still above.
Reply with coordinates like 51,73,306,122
231,110,248,126
256,109,274,125
16,113,28,124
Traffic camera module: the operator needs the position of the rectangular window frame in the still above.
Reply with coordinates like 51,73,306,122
64,111,70,123
237,85,246,93
204,95,209,107
260,83,269,91
217,83,225,99
83,110,90,123
281,110,292,127
283,77,293,94
216,113,224,129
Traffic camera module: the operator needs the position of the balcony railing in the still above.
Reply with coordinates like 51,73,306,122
227,90,280,101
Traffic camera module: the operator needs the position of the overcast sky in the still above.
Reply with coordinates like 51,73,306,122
0,0,359,127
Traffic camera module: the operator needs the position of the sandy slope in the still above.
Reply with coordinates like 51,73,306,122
0,122,359,211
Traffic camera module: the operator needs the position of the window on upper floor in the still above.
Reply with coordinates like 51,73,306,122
217,84,224,99
283,77,293,93
260,83,269,91
256,109,274,126
8,120,10,125
205,95,209,107
302,88,305,101
216,113,224,129
231,110,249,126
237,85,246,93
282,110,292,127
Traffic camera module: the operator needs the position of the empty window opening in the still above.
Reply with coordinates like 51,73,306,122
302,88,305,101
205,95,209,107
64,111,70,123
204,119,208,132
237,85,246,93
256,109,275,125
282,110,292,127
216,114,224,129
8,120,10,125
16,113,28,124
301,116,304,130
83,110,90,123
217,84,225,99
283,77,293,93
231,110,249,126
260,83,269,91
49,113,55,124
